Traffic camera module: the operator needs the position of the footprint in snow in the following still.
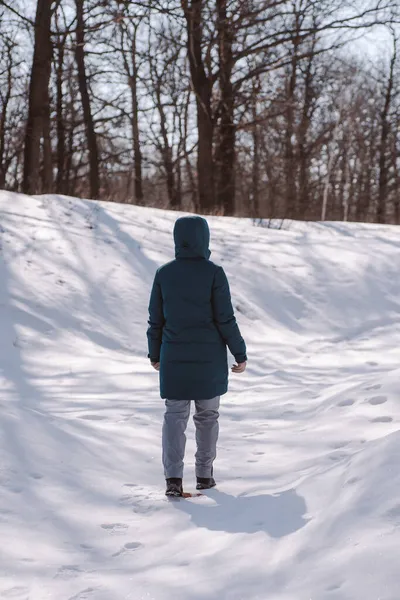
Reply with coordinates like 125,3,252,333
345,476,360,486
331,441,349,449
371,416,393,423
132,501,161,515
365,383,382,391
68,588,96,600
30,473,43,480
79,414,107,421
54,565,82,579
368,395,387,405
119,494,132,503
337,398,355,407
120,485,164,514
229,414,242,422
101,523,128,534
1,587,29,598
117,413,135,423
385,504,400,522
112,541,142,557
326,582,343,592
329,452,348,462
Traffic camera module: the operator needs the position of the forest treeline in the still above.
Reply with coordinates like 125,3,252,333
0,0,399,222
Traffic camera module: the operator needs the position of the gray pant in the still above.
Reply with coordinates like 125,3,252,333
162,397,220,479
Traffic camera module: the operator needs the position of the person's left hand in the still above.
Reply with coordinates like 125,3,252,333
231,361,246,373
151,362,160,371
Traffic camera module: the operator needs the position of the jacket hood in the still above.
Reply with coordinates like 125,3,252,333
174,216,211,259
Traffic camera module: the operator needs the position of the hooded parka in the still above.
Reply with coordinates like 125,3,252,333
147,216,247,400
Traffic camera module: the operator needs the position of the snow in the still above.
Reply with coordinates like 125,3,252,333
0,190,400,600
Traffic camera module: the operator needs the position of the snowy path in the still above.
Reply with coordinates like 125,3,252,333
1,192,400,600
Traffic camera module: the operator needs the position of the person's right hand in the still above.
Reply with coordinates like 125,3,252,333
231,361,246,374
151,362,160,371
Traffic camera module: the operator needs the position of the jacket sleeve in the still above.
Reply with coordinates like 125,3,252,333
147,270,165,362
212,266,247,363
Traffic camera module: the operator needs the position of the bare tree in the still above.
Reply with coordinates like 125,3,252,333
1,0,400,223
0,32,23,188
181,0,215,212
377,31,398,223
74,0,100,198
23,0,56,194
116,7,144,204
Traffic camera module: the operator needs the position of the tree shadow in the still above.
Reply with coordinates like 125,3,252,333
174,488,310,538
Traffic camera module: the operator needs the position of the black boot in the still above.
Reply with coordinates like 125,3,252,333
165,478,183,497
196,476,216,490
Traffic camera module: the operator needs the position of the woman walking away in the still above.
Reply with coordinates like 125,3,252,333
147,216,247,497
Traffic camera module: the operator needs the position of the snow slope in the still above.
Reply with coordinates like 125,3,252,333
1,191,400,600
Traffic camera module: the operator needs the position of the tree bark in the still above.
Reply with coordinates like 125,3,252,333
118,19,144,204
0,40,13,188
23,0,53,195
339,133,349,221
215,0,235,216
55,29,66,194
42,99,53,192
182,0,214,212
75,0,100,199
251,79,260,218
285,44,298,219
124,24,143,205
297,36,316,218
130,32,143,205
158,100,178,208
391,126,400,224
377,37,397,224
183,87,198,210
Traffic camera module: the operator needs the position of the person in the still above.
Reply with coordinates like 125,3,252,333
147,216,247,497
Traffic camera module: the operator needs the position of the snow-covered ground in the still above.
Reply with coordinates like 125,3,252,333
1,191,400,600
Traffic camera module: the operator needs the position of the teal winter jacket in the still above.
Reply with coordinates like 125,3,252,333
147,216,247,400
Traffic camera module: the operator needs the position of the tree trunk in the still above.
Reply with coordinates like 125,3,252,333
75,0,100,199
251,79,260,218
65,109,75,196
357,124,375,222
118,20,144,204
23,0,54,195
377,37,396,224
130,85,143,205
285,46,298,219
339,134,349,221
55,33,66,194
182,0,214,212
154,79,179,208
0,41,13,188
215,0,235,216
391,127,400,224
298,38,316,219
183,88,197,210
42,99,53,192
129,27,143,204
321,147,332,222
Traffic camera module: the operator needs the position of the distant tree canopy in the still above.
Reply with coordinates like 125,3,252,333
0,0,399,223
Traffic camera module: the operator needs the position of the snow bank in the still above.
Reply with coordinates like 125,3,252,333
0,191,399,599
